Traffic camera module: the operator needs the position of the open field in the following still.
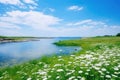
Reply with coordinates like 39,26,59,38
0,37,120,80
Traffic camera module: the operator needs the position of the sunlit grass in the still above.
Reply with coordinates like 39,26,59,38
0,37,120,80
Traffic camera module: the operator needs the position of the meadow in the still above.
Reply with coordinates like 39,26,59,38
0,37,120,80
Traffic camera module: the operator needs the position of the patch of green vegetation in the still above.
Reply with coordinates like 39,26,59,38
54,36,120,47
0,37,120,80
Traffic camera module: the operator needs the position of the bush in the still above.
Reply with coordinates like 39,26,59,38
116,33,120,36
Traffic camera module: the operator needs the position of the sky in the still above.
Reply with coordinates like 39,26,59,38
0,0,120,37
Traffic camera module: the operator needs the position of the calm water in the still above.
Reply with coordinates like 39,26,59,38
0,37,81,66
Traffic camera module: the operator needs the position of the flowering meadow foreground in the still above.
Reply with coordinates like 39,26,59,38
0,37,120,80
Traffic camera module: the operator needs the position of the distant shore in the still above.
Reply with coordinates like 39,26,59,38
0,36,41,43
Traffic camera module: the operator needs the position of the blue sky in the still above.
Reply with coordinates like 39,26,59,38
0,0,120,37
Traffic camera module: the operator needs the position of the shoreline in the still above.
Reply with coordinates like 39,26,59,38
0,36,42,44
0,38,40,43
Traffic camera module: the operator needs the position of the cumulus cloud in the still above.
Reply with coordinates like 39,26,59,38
0,0,22,5
68,5,83,11
0,10,62,36
0,10,61,30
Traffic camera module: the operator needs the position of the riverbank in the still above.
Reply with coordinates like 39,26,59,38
0,37,120,80
0,36,40,43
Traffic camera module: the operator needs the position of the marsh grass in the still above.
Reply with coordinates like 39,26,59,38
0,37,120,80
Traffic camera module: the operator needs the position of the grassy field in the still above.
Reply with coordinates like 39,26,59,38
0,37,120,80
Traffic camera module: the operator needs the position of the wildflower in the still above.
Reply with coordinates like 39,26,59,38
114,67,119,71
112,74,118,78
94,66,100,70
104,63,110,66
27,78,32,80
0,77,3,79
78,70,83,74
66,72,72,76
58,59,64,61
68,76,75,80
37,71,47,75
85,72,89,75
84,54,92,59
68,62,72,64
81,77,85,80
114,72,119,74
77,76,81,79
58,56,62,58
118,64,120,68
98,70,104,75
44,64,48,68
54,64,62,67
106,75,111,78
95,63,102,66
86,69,90,72
43,77,47,80
56,76,60,79
101,68,107,71
57,69,64,72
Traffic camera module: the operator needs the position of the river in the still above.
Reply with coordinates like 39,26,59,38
0,37,81,67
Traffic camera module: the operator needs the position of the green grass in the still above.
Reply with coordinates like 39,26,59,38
0,37,120,80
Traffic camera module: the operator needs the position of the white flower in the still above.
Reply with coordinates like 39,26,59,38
56,76,60,79
66,72,72,76
43,77,47,80
54,64,62,67
106,75,111,78
85,72,89,75
57,69,64,72
68,76,75,80
37,71,47,75
118,64,120,68
114,67,119,71
95,63,102,66
101,68,107,71
81,77,86,80
112,74,118,77
78,70,83,74
77,76,81,79
94,66,100,70
27,78,32,80
84,54,93,59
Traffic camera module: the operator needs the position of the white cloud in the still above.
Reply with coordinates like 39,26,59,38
23,0,37,5
68,5,83,11
0,0,37,9
66,19,105,26
64,19,120,37
0,10,61,30
0,0,22,5
0,21,21,29
29,5,37,10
